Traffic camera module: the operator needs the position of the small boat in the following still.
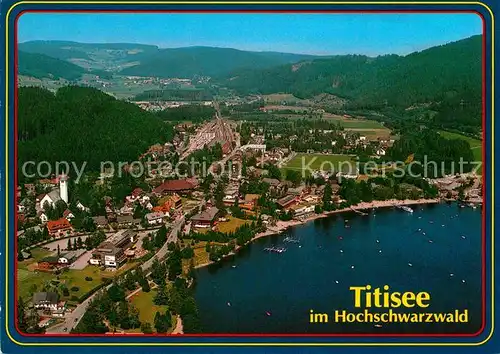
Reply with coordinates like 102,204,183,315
227,302,231,306
396,205,414,213
266,311,272,316
374,324,383,328
345,225,350,228
450,273,454,277
462,279,466,283
428,240,433,243
338,236,343,240
376,239,380,243
422,232,426,236
335,280,339,284
378,250,382,253
232,265,237,268
408,263,413,267
441,224,445,227
340,250,343,253
461,236,466,239
351,265,355,269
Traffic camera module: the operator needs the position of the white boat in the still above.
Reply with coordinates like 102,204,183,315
396,205,414,213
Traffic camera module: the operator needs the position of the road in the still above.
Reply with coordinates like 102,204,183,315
46,217,185,334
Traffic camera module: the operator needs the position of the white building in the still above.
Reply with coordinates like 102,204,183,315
59,174,68,203
145,211,165,225
376,148,386,156
39,189,62,210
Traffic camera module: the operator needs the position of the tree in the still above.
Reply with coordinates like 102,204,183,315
154,311,171,333
77,236,84,249
322,183,333,209
141,322,153,334
153,284,169,306
107,283,126,302
67,238,72,250
285,170,302,186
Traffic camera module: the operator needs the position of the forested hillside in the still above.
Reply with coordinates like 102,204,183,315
225,35,481,109
120,46,323,78
18,86,174,179
19,51,86,80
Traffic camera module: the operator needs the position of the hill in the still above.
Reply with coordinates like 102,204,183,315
225,35,482,109
19,40,160,71
18,51,86,80
120,46,323,78
18,86,174,179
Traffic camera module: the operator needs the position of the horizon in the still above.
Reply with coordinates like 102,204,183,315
18,13,482,56
18,34,481,58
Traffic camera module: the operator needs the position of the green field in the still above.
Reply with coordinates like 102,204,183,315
439,130,482,162
129,290,175,332
282,153,356,175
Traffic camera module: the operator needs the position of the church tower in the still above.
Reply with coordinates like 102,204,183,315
59,174,68,204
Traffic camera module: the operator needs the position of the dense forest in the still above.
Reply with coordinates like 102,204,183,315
224,35,482,129
155,105,215,123
121,46,323,78
18,51,86,80
18,86,174,180
388,130,475,177
133,88,213,101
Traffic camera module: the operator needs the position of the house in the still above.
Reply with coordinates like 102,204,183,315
38,211,48,224
376,148,386,156
92,216,109,228
191,207,220,228
46,218,73,236
24,183,36,196
261,214,272,225
145,211,165,225
116,215,134,226
126,188,144,203
90,229,138,268
291,204,315,217
262,178,281,188
287,186,306,197
58,249,86,265
38,189,62,210
241,194,259,211
76,201,90,213
63,209,75,221
277,195,299,209
32,292,64,311
152,179,197,195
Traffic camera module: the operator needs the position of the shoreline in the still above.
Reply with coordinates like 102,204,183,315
194,198,442,270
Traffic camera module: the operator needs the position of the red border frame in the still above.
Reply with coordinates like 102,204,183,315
12,9,488,339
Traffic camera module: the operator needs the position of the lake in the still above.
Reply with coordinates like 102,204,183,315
194,203,482,334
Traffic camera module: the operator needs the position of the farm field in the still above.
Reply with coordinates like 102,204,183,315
282,153,357,175
438,130,482,162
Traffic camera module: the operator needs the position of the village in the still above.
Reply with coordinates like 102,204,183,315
16,102,483,334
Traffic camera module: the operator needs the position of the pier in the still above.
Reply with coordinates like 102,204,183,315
349,207,368,216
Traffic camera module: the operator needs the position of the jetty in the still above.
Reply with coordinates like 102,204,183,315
283,237,300,244
349,206,368,216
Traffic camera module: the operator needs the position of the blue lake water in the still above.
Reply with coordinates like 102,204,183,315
194,203,482,334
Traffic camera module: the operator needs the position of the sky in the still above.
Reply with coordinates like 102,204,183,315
17,13,482,56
